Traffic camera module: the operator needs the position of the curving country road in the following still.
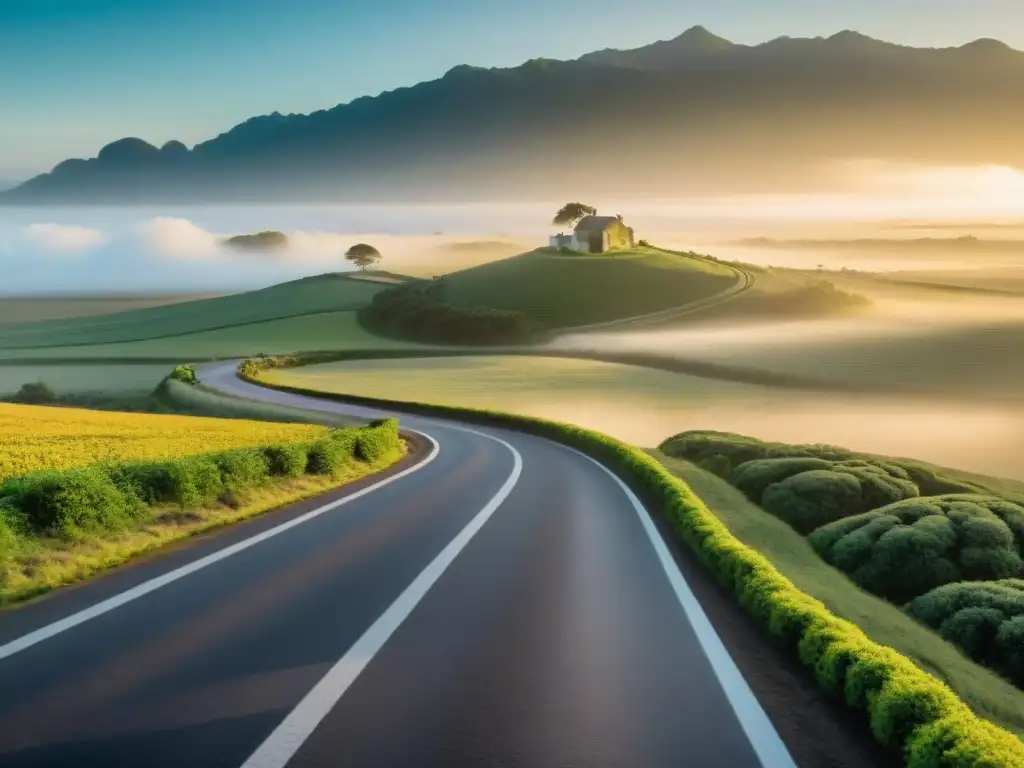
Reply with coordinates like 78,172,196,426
0,362,796,768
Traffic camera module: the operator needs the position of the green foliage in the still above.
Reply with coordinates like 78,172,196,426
9,380,58,404
360,281,541,345
169,364,198,385
730,457,835,501
215,450,270,495
111,457,223,508
907,580,1024,688
263,443,310,477
355,419,401,462
696,453,731,478
762,469,867,533
810,496,1024,603
0,501,21,565
662,429,854,468
5,468,142,540
552,202,597,227
247,372,1024,765
758,462,920,534
306,439,354,477
345,243,382,271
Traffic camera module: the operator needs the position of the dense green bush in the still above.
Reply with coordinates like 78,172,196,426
356,420,401,462
263,443,310,477
215,450,270,495
810,496,1024,603
0,501,19,564
169,364,198,385
8,468,142,539
660,430,990,499
661,429,854,467
241,377,1024,765
8,380,58,405
730,457,835,501
758,461,920,534
906,580,1024,687
110,456,223,508
306,439,353,477
359,281,542,345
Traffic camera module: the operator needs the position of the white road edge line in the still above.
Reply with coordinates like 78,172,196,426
567,446,798,768
0,433,442,663
240,429,523,768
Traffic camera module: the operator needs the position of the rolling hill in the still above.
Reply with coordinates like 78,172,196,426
6,27,1024,203
436,247,738,328
0,274,386,350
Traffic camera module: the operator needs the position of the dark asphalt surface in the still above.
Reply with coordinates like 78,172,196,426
0,363,795,768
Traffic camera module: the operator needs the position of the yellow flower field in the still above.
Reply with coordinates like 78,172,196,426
0,403,328,482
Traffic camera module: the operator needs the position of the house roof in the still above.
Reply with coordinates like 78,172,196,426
574,215,622,233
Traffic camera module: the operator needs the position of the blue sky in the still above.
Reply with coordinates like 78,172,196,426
2,0,1023,179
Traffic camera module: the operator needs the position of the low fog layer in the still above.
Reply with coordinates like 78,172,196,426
0,207,535,294
3,160,1024,293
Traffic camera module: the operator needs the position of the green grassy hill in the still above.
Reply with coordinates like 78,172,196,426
436,247,738,328
0,274,385,350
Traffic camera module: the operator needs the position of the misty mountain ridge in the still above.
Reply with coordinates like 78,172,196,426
6,27,1024,204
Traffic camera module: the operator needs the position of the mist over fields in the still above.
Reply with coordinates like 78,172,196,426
3,159,1024,293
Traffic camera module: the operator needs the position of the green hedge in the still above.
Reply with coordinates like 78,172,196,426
0,416,402,543
237,358,1024,766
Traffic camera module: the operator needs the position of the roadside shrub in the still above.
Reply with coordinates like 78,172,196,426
9,380,58,405
214,450,270,495
356,420,400,462
810,496,1024,603
306,440,352,477
169,364,198,385
263,443,309,477
906,580,1024,687
0,501,19,564
6,468,142,539
111,457,222,508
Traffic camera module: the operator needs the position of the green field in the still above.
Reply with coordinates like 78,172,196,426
0,363,172,397
261,354,1024,482
0,274,384,350
0,312,422,363
653,452,1024,736
0,293,218,324
436,247,737,328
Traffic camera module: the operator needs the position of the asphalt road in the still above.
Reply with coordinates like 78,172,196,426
0,363,796,768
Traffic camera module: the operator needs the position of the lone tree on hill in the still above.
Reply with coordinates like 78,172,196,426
345,243,381,271
552,202,597,229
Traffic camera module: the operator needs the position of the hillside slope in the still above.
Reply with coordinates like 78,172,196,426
437,247,737,328
0,274,383,350
6,28,1024,203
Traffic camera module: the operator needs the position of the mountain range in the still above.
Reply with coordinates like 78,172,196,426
5,26,1024,204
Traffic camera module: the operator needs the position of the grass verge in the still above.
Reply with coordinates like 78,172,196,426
237,354,1024,768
